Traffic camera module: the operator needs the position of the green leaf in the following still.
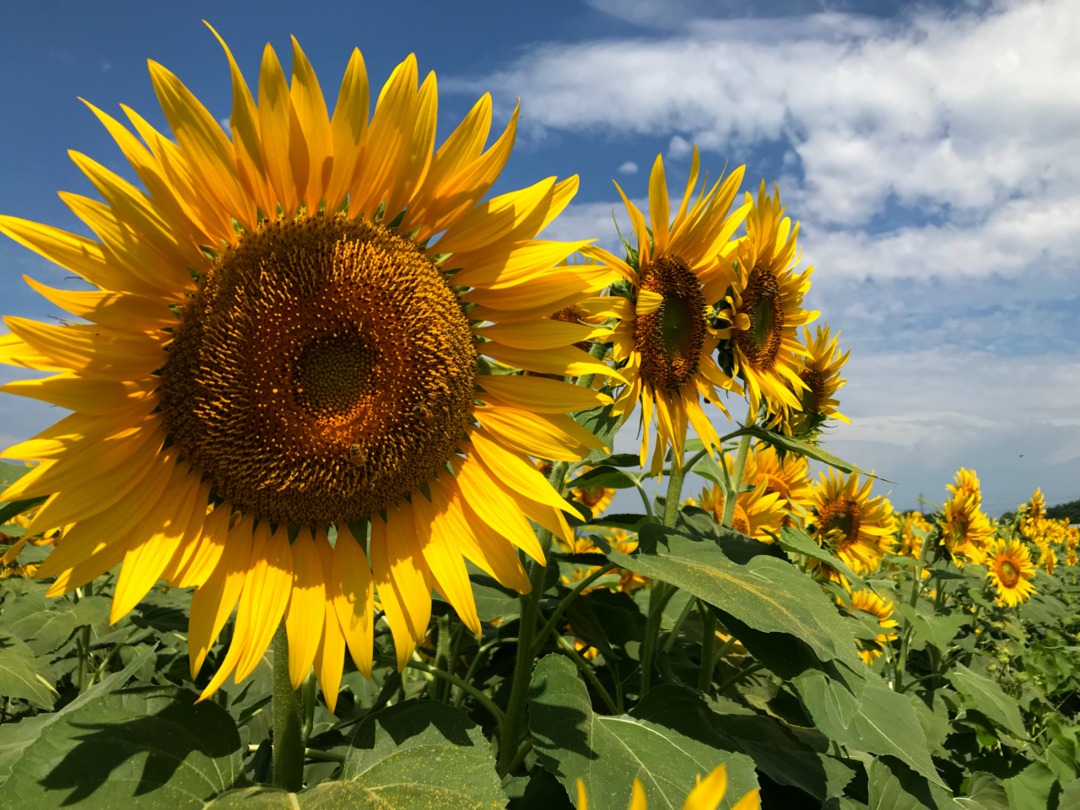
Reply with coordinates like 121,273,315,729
705,696,855,802
1002,762,1057,810
946,664,1029,740
332,700,505,809
955,773,1010,810
469,574,521,622
0,684,245,809
577,405,623,464
608,530,861,669
0,646,155,785
529,655,758,810
0,633,57,709
204,787,296,808
570,466,641,490
0,497,47,526
725,426,890,481
894,605,968,653
791,663,944,787
0,462,31,495
867,758,957,810
776,527,866,589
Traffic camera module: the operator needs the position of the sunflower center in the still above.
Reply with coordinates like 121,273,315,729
734,267,783,369
800,370,825,413
819,498,862,550
635,256,706,391
161,214,477,527
998,560,1019,587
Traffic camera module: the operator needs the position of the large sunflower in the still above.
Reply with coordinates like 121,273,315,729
583,150,747,475
806,470,896,577
986,538,1036,607
718,183,817,418
0,30,617,708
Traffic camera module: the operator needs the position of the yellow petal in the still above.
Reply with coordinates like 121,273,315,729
478,374,611,413
475,406,605,461
331,524,375,678
453,455,544,562
411,487,480,636
648,154,670,255
370,508,431,670
289,36,333,207
188,514,254,679
234,523,293,682
110,464,204,623
258,42,302,215
477,319,598,351
285,528,326,688
324,48,370,210
682,765,728,810
481,342,624,383
468,431,580,518
449,240,585,290
314,596,346,714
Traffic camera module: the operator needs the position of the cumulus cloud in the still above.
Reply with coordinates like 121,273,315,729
462,0,1079,231
617,160,639,174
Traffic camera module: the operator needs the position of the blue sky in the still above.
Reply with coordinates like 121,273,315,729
1,0,1077,515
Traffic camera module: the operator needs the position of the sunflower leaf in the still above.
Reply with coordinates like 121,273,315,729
0,633,57,710
0,684,245,808
722,426,894,482
529,654,759,810
329,700,504,809
569,465,641,490
947,664,1030,740
608,527,862,669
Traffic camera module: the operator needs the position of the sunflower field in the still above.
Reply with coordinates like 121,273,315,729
1,30,1078,810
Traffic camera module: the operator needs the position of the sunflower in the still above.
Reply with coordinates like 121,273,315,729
847,589,898,664
717,183,817,418
571,467,617,516
947,468,982,507
700,480,786,543
1041,545,1057,576
0,30,619,709
741,442,813,528
577,764,759,810
987,538,1036,607
898,511,931,559
583,149,747,475
939,490,993,566
775,324,850,439
1020,488,1047,543
806,470,896,577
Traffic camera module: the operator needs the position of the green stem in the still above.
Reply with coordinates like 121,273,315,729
497,461,568,774
391,657,505,727
715,661,765,695
721,406,756,528
532,562,619,658
271,625,304,792
894,536,933,691
698,602,718,692
555,634,618,714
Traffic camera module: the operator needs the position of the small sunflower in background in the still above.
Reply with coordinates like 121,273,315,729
1020,488,1046,540
940,490,993,566
846,589,899,664
806,470,896,577
583,149,748,475
716,182,817,420
987,538,1036,607
741,442,814,528
948,468,983,506
774,324,850,440
0,29,618,709
1040,545,1057,576
898,511,932,559
700,480,787,543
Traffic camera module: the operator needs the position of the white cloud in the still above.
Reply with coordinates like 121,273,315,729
467,0,1080,234
617,160,639,175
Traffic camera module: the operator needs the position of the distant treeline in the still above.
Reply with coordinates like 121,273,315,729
1047,499,1080,523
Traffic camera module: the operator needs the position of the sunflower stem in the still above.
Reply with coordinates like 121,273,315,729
640,451,692,696
554,633,618,714
271,625,304,792
532,562,618,658
697,601,718,693
497,460,569,776
721,406,756,528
